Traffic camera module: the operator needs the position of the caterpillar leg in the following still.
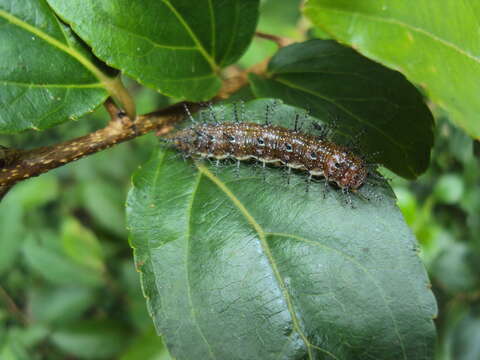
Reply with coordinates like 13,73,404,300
305,173,312,193
286,166,292,185
342,188,354,208
323,178,330,199
234,159,241,178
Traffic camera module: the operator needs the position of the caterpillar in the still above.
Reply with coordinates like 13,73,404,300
165,101,371,194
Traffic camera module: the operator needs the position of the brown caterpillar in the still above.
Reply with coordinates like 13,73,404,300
167,117,368,192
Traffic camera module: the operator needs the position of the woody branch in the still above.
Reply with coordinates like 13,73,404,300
0,54,273,199
0,100,195,190
0,31,291,199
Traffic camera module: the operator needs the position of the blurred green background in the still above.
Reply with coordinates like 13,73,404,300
1,1,479,359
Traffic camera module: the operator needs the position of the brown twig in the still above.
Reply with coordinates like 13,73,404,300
0,285,29,325
217,58,270,99
0,59,269,194
255,31,295,48
0,100,194,191
215,30,292,99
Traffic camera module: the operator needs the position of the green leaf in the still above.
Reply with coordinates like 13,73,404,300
120,327,171,360
433,173,464,204
0,188,25,275
46,0,259,100
0,325,48,360
0,175,59,275
0,328,31,360
11,174,59,210
0,0,121,133
51,320,127,359
23,232,104,287
120,261,154,331
304,0,480,139
449,310,480,360
61,217,105,272
81,180,127,237
29,286,96,325
430,242,477,295
249,39,434,179
127,100,437,359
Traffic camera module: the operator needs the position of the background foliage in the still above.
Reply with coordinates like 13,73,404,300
0,0,479,359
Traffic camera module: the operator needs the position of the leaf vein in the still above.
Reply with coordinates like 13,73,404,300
162,0,218,72
1,81,103,89
197,164,335,360
266,232,407,360
105,21,199,51
0,9,110,86
323,7,480,64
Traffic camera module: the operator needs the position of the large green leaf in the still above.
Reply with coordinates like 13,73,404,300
46,0,259,100
249,40,434,179
304,0,480,139
0,0,119,133
127,100,437,359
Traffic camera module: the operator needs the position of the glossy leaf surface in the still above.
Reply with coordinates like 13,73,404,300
46,0,259,100
304,0,480,139
127,100,437,359
249,40,434,179
0,0,114,133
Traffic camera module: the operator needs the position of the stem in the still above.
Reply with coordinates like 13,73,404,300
255,31,294,48
0,100,195,190
106,77,137,120
0,51,270,195
0,285,29,325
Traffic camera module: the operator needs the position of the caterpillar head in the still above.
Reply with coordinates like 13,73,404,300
325,152,368,190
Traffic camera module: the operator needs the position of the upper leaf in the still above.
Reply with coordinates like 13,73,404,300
46,0,260,100
126,99,437,360
249,39,434,179
0,0,117,133
304,0,480,139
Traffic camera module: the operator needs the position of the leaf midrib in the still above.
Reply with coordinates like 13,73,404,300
162,0,218,72
267,232,408,360
193,166,407,359
197,164,316,360
0,9,111,86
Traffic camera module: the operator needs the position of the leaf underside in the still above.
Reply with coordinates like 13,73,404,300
304,0,480,139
